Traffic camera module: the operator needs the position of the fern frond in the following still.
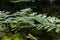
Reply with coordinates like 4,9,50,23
34,14,60,33
0,8,60,33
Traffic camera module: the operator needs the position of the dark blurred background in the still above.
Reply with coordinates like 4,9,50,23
0,0,60,16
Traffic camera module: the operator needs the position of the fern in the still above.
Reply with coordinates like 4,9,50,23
34,14,60,33
0,8,60,33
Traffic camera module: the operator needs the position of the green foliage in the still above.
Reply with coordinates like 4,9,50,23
0,8,60,40
0,0,60,40
34,14,60,33
1,8,60,32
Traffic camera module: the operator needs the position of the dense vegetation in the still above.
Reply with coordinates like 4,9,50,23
0,0,60,40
